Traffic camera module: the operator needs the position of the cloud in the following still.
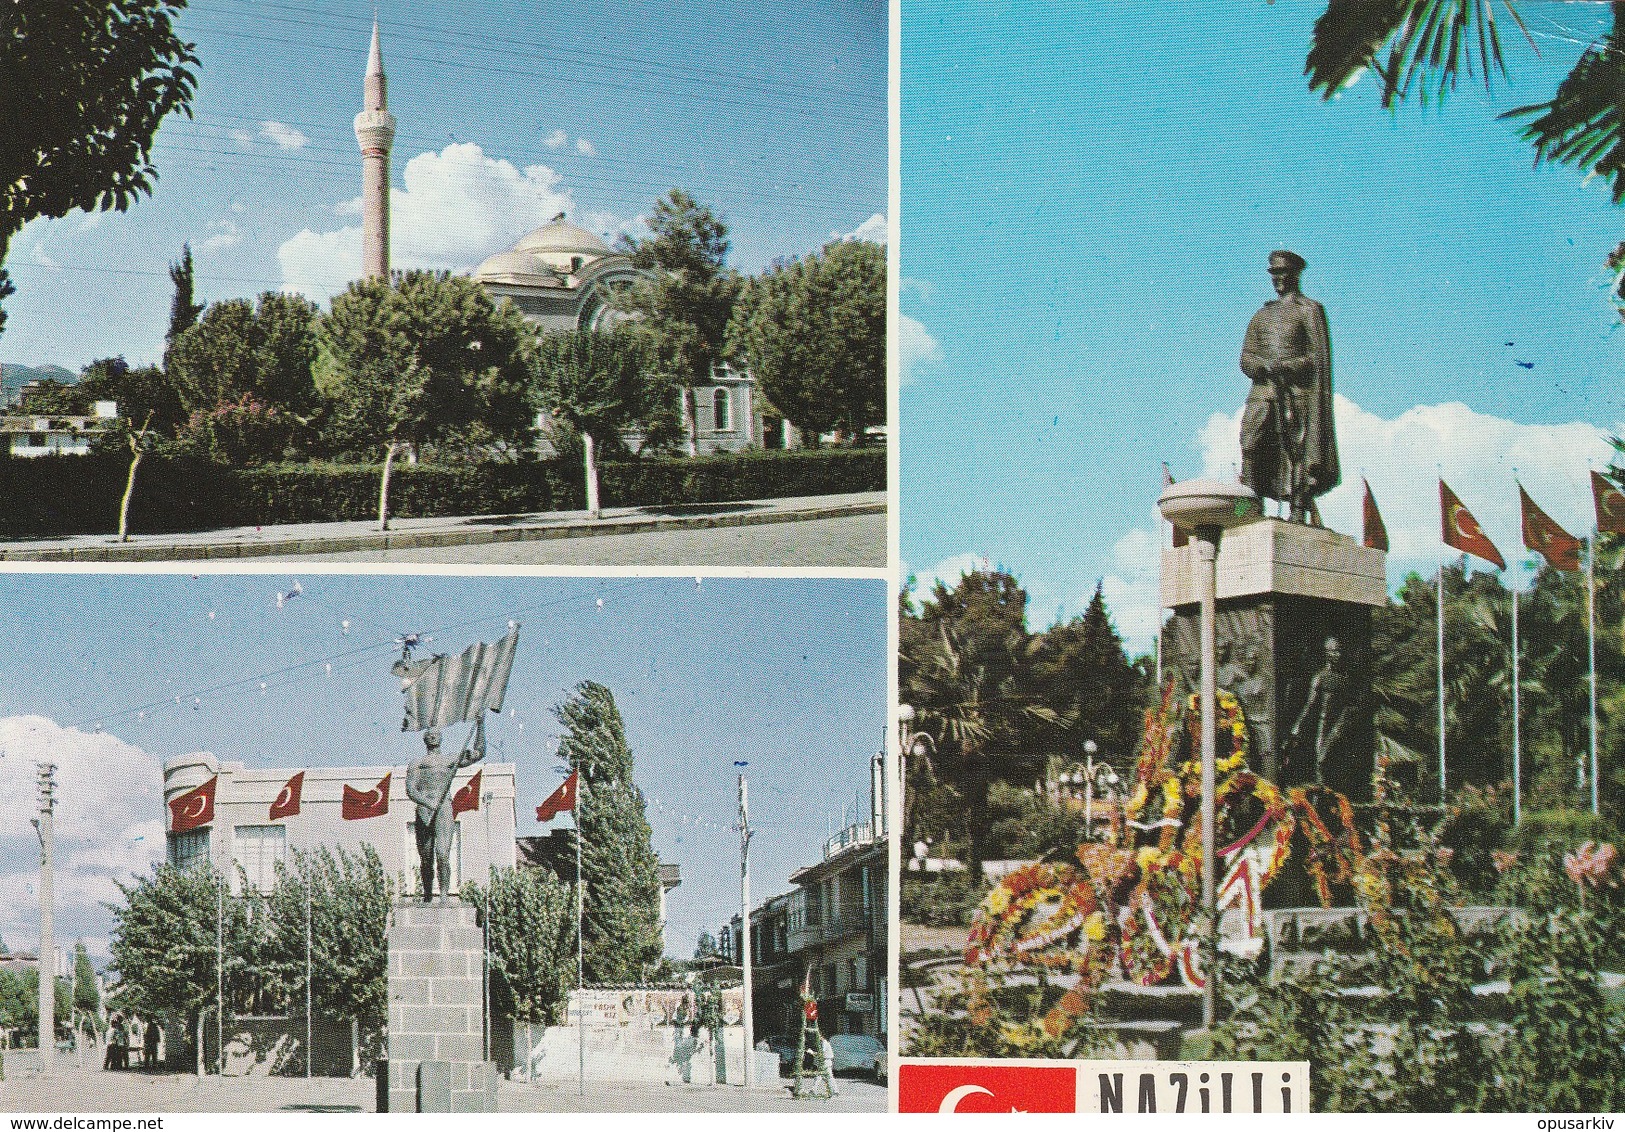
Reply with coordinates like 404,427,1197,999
259,121,310,151
1195,395,1618,569
202,219,241,251
898,314,942,386
543,129,568,149
278,142,581,301
229,128,253,147
904,551,994,598
29,245,58,270
0,717,168,955
837,213,887,244
575,138,597,157
1099,395,1622,655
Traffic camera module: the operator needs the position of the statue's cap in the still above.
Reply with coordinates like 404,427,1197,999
1268,249,1307,274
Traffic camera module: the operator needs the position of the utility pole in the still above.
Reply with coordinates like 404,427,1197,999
738,774,754,1088
35,761,57,1077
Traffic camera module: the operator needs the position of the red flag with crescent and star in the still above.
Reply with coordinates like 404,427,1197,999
269,771,304,821
536,771,577,822
1520,486,1581,572
342,772,391,820
1362,478,1389,552
451,770,482,817
1593,470,1625,535
169,776,216,833
1440,480,1505,570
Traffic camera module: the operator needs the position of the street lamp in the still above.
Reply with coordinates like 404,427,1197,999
1158,477,1258,1032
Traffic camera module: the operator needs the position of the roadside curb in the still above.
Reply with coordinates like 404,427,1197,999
0,498,886,563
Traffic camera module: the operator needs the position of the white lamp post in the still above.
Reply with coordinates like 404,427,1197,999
1157,478,1258,1032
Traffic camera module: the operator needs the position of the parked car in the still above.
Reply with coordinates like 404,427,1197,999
826,1033,886,1080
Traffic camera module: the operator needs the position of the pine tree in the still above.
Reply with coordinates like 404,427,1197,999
554,681,665,983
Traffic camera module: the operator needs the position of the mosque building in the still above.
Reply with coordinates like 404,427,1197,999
352,23,797,454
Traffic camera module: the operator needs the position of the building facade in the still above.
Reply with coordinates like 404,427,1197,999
162,750,518,898
1,401,117,457
727,753,887,1043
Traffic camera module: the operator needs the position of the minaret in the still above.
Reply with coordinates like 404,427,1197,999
354,17,395,280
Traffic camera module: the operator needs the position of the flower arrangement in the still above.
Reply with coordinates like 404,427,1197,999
964,677,1363,1001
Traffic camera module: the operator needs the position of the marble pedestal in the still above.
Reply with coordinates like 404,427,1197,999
379,901,497,1113
1161,518,1386,800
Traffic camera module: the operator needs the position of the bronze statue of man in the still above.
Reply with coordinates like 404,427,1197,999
404,718,485,901
1288,636,1354,786
1239,250,1339,523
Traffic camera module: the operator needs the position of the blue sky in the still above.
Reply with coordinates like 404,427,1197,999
901,1,1625,648
3,0,885,370
0,574,886,962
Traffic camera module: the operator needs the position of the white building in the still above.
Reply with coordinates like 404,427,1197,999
1,402,118,458
162,750,517,898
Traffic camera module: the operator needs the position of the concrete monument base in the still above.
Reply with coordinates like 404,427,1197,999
1162,517,1385,798
379,901,497,1113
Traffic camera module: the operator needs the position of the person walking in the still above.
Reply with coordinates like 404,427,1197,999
818,1034,839,1098
143,1020,160,1071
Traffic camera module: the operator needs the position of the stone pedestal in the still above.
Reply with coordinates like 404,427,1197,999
1161,518,1385,800
381,901,497,1113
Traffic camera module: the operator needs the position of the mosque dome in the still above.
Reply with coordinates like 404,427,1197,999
470,248,558,285
513,216,612,258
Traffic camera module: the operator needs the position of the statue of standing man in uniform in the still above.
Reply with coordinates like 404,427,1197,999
1239,250,1339,524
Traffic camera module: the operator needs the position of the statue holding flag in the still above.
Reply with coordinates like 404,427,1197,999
394,624,521,901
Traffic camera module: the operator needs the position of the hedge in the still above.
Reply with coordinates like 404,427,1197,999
0,447,883,539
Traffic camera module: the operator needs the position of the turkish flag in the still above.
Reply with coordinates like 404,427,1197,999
269,771,304,821
1362,478,1389,552
1520,486,1581,572
169,776,216,833
898,1063,1077,1113
1440,480,1505,570
451,770,482,817
536,771,578,822
1593,470,1625,535
342,772,391,820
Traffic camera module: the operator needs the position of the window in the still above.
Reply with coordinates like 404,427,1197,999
852,956,868,991
824,962,838,996
860,865,873,914
233,825,286,893
712,387,731,431
167,828,210,870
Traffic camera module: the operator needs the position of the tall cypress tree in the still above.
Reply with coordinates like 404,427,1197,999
71,939,99,1015
554,681,665,983
165,243,204,352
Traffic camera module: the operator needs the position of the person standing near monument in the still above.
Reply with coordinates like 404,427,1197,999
1239,250,1339,524
1288,637,1360,791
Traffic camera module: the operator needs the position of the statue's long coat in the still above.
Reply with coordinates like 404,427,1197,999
1238,294,1339,503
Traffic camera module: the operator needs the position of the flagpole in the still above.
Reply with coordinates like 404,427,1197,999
305,879,312,1080
1590,533,1600,815
576,777,585,1098
1438,548,1447,800
216,875,224,1078
1511,573,1521,828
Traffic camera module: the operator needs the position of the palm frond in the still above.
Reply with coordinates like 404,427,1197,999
1308,0,1527,108
1502,13,1625,203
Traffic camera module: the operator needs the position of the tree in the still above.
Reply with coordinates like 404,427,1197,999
531,326,665,518
614,190,743,445
462,866,575,1078
554,681,665,983
1,0,198,337
693,931,720,961
727,239,886,443
164,292,321,464
165,243,204,352
1306,3,1625,204
321,271,536,529
71,940,100,1017
78,357,185,438
108,863,256,1073
262,846,392,1076
1027,582,1147,769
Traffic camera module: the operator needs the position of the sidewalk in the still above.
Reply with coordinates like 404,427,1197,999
0,1058,886,1113
0,492,885,564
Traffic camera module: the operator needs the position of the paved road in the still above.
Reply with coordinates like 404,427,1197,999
0,1056,886,1113
274,512,885,567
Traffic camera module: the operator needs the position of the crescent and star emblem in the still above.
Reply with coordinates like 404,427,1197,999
1601,491,1625,529
1450,503,1486,543
178,793,206,820
939,1085,994,1113
274,784,295,809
